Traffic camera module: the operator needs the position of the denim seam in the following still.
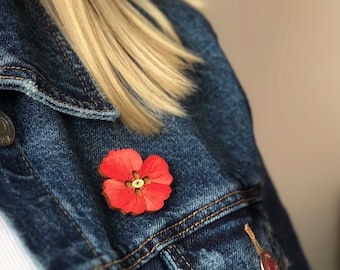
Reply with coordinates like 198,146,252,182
41,9,102,108
166,245,181,270
171,245,193,270
112,187,259,264
0,73,112,112
0,66,79,103
15,142,98,258
0,66,99,107
95,187,261,270
1,66,95,106
122,196,260,270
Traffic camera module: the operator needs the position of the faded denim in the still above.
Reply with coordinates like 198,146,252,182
0,0,309,269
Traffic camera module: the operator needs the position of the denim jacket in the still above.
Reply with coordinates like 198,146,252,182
0,0,309,269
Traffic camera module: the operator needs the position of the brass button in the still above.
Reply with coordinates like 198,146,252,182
0,111,15,147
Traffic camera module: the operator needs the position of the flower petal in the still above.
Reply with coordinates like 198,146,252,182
99,149,143,181
139,155,173,185
142,183,172,212
102,179,133,208
102,179,146,215
124,194,146,215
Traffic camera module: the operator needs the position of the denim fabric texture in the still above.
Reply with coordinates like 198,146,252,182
0,0,309,269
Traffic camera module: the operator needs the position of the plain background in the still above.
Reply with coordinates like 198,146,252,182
203,1,340,270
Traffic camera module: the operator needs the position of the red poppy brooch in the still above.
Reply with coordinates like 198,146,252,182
99,148,173,215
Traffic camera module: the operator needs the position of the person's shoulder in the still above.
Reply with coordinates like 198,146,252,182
153,0,210,28
153,0,217,51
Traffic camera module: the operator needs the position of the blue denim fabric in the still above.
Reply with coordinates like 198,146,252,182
0,0,309,269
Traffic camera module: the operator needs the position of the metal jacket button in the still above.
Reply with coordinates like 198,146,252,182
0,111,15,147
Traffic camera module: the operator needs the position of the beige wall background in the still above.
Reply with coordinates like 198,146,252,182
204,1,340,270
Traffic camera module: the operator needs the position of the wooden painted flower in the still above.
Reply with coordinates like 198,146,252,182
99,148,173,215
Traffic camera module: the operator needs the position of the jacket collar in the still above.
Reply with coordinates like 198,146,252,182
0,0,118,121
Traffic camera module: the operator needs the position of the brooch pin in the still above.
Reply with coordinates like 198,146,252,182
99,148,173,215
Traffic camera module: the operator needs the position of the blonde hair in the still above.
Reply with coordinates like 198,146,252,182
39,0,202,135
